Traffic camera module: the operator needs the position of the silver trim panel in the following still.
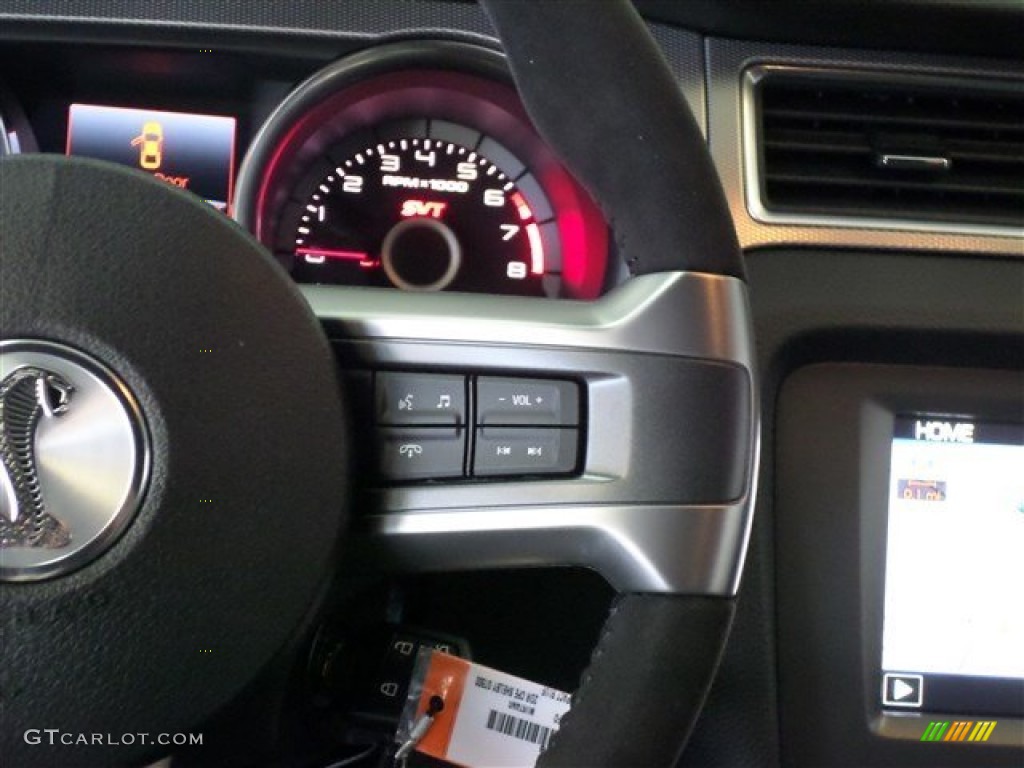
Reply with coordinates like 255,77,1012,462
741,64,1024,240
306,271,753,362
360,503,750,595
315,272,759,596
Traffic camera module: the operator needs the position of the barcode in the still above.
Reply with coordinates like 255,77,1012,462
485,709,554,749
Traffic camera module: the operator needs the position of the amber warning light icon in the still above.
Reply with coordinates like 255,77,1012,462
66,103,237,213
131,121,164,170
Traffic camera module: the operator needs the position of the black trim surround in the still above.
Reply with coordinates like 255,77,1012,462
2,0,1021,60
636,0,1024,59
776,364,1024,762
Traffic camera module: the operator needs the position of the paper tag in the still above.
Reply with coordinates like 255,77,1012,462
397,649,572,768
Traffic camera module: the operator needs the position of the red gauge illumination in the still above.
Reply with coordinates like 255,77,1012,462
284,128,558,295
239,65,607,299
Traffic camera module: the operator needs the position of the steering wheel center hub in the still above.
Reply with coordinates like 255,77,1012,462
0,339,149,581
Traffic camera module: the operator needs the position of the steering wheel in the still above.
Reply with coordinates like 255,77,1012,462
0,2,757,766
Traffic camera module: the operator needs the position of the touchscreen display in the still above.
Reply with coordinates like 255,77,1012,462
66,103,236,212
882,416,1024,715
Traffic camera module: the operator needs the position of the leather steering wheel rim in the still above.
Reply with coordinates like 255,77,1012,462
478,2,749,765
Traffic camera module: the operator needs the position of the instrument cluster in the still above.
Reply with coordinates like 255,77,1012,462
0,41,609,299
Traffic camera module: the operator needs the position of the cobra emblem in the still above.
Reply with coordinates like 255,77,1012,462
0,367,74,549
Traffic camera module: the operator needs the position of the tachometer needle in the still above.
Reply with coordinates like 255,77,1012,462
295,247,379,268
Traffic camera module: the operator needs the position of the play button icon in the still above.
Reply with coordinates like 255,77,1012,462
883,673,923,708
893,679,914,700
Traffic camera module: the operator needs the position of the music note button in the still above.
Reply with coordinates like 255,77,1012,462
376,373,466,426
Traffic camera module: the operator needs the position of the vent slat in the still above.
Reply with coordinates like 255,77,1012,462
763,107,1023,136
767,143,1024,168
764,129,872,155
948,147,1024,165
756,72,1024,229
764,152,1023,191
765,129,1024,165
766,171,1024,199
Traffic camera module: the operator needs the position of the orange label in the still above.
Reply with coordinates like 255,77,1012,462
416,652,471,758
401,650,572,768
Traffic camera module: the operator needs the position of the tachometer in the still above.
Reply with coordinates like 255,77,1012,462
235,43,607,299
283,123,558,295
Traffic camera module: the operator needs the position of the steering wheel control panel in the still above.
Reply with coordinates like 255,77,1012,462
374,372,581,482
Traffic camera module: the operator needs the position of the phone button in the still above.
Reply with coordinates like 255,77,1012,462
379,427,465,480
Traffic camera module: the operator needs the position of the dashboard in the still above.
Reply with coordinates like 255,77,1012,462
0,39,609,299
0,2,1022,767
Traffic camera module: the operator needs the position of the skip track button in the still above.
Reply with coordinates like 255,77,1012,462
473,428,578,477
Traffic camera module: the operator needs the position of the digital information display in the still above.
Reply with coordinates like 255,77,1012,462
66,103,236,212
882,416,1024,715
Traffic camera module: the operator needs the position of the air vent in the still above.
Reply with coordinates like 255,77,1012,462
750,68,1024,233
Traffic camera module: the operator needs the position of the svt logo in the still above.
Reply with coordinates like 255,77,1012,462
400,199,447,218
